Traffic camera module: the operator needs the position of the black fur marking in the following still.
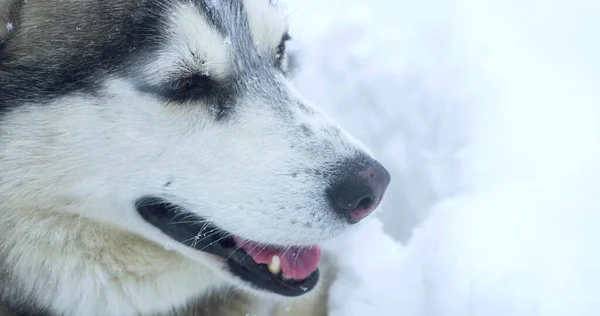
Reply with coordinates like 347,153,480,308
275,32,291,70
0,0,245,111
0,256,54,316
0,0,167,111
132,7,152,25
0,0,294,122
136,73,238,120
0,0,24,54
0,302,54,316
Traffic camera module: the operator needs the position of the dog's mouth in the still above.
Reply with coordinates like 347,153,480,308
135,197,320,297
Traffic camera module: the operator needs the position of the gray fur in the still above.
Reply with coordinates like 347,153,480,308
0,0,380,315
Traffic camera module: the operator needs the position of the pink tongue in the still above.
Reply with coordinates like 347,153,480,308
233,237,321,280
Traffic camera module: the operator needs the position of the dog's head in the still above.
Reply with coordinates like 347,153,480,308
0,0,390,297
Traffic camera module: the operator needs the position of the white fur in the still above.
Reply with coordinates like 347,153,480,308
244,0,289,49
0,0,371,315
146,3,231,84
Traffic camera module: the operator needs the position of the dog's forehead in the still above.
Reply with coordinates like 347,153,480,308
5,0,288,63
163,0,289,45
143,0,289,84
0,0,290,106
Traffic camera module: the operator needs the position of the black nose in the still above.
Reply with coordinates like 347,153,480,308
327,158,391,223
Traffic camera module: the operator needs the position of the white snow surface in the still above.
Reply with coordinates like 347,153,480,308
286,0,600,315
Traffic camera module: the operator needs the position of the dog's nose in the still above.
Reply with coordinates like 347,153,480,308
327,158,391,224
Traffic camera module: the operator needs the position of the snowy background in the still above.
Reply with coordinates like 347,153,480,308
283,0,600,315
286,0,476,242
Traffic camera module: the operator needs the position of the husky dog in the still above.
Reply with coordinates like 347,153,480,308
0,0,390,315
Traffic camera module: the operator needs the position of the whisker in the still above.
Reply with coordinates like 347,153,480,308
283,2,307,21
244,244,271,263
225,239,251,261
239,241,263,262
281,245,292,259
197,233,234,253
190,228,223,248
167,220,207,225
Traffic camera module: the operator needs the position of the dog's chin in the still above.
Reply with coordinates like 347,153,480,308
198,257,320,302
135,196,321,298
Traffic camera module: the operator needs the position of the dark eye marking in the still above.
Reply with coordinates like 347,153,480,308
160,73,216,102
275,32,292,69
169,77,194,93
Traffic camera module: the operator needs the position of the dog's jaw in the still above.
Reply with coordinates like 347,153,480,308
0,206,333,316
0,208,231,316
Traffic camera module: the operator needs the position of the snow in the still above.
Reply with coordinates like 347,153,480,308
286,0,472,242
325,170,600,315
286,0,600,315
323,219,405,315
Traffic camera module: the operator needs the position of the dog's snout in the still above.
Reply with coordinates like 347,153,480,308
327,159,391,224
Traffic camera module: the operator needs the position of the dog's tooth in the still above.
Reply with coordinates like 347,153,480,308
268,256,281,275
281,273,292,281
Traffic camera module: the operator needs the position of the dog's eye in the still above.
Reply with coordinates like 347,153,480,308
162,74,214,102
275,33,291,70
169,78,194,93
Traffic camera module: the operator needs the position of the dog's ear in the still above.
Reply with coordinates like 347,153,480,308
0,0,23,52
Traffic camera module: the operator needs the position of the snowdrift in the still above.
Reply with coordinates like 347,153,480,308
290,0,600,314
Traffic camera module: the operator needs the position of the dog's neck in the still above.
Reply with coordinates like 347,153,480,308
0,208,227,315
